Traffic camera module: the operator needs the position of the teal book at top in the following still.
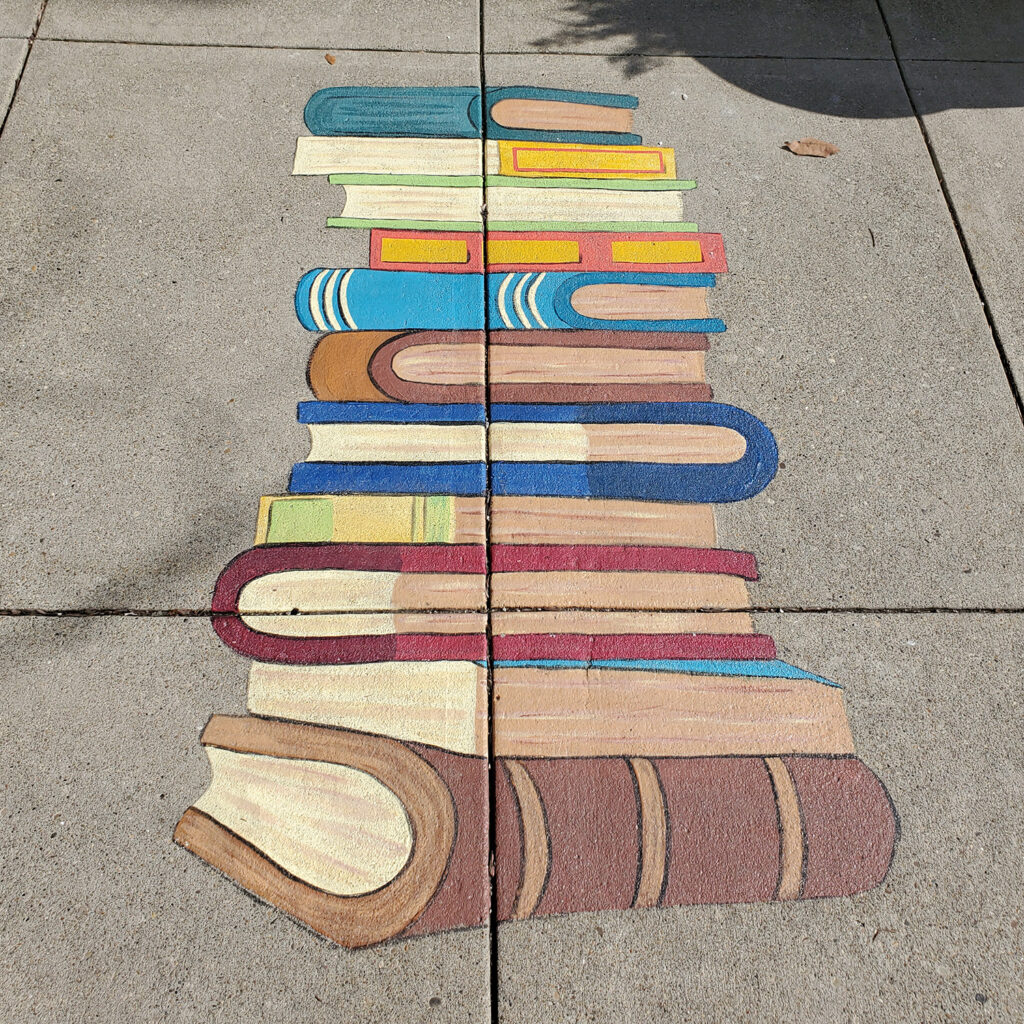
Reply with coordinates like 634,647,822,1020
303,86,642,144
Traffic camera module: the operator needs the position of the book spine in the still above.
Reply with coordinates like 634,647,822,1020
295,269,485,332
369,230,727,274
178,718,895,946
487,230,726,273
305,330,395,402
494,754,897,919
370,230,485,273
253,494,484,545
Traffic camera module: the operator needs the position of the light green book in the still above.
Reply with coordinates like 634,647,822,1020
326,217,699,233
327,173,696,191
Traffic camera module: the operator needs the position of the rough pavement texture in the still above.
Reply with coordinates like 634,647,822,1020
1,1,1021,1021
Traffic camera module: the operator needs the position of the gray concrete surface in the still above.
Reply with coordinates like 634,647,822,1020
0,0,41,37
486,52,1024,610
0,41,478,610
39,0,480,52
0,36,27,115
482,0,891,58
0,615,489,1024
904,61,1024,397
4,46,1023,610
880,0,1024,61
497,612,1024,1024
3,4,1023,1021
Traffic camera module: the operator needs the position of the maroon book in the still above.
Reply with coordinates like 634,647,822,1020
175,717,898,948
209,543,760,665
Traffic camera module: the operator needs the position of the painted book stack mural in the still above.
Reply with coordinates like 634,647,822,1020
176,85,898,947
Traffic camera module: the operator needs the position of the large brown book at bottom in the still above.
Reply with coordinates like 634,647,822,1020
174,716,898,948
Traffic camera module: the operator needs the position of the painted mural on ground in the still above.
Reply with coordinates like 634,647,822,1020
175,84,899,948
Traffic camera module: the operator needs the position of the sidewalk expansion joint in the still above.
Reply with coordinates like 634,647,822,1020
0,0,48,140
28,38,1024,65
874,0,1024,430
34,36,479,55
2,607,1024,618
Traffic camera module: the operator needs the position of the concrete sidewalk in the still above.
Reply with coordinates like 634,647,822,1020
1,2,1022,1021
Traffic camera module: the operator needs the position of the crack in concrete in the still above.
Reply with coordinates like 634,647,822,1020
1,606,1022,617
0,0,48,139
874,0,1024,428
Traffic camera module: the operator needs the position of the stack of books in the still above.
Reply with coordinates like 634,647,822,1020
176,85,898,947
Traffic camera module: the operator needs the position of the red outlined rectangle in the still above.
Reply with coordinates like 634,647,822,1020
370,229,727,274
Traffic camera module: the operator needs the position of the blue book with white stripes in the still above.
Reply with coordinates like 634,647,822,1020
295,269,723,333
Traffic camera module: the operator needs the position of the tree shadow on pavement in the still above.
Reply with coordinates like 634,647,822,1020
529,0,1024,115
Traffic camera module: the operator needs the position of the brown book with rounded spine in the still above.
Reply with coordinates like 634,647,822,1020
307,329,712,404
175,717,897,947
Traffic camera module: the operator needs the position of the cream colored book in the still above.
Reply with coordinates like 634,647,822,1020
303,420,735,465
305,422,485,463
242,660,853,759
248,660,489,756
292,137,676,179
336,183,687,225
293,135,483,176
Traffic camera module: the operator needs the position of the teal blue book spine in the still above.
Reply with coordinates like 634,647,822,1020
294,268,485,331
303,86,642,144
295,269,722,332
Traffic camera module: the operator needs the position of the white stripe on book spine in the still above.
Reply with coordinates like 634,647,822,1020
323,269,343,331
337,269,356,329
512,273,533,329
526,273,548,328
496,273,515,330
309,269,331,332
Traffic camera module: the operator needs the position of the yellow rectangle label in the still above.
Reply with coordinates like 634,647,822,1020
380,237,470,264
498,140,676,179
255,495,457,545
611,239,703,264
487,239,581,265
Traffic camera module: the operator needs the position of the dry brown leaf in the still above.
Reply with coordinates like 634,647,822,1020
324,53,336,65
784,137,839,158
